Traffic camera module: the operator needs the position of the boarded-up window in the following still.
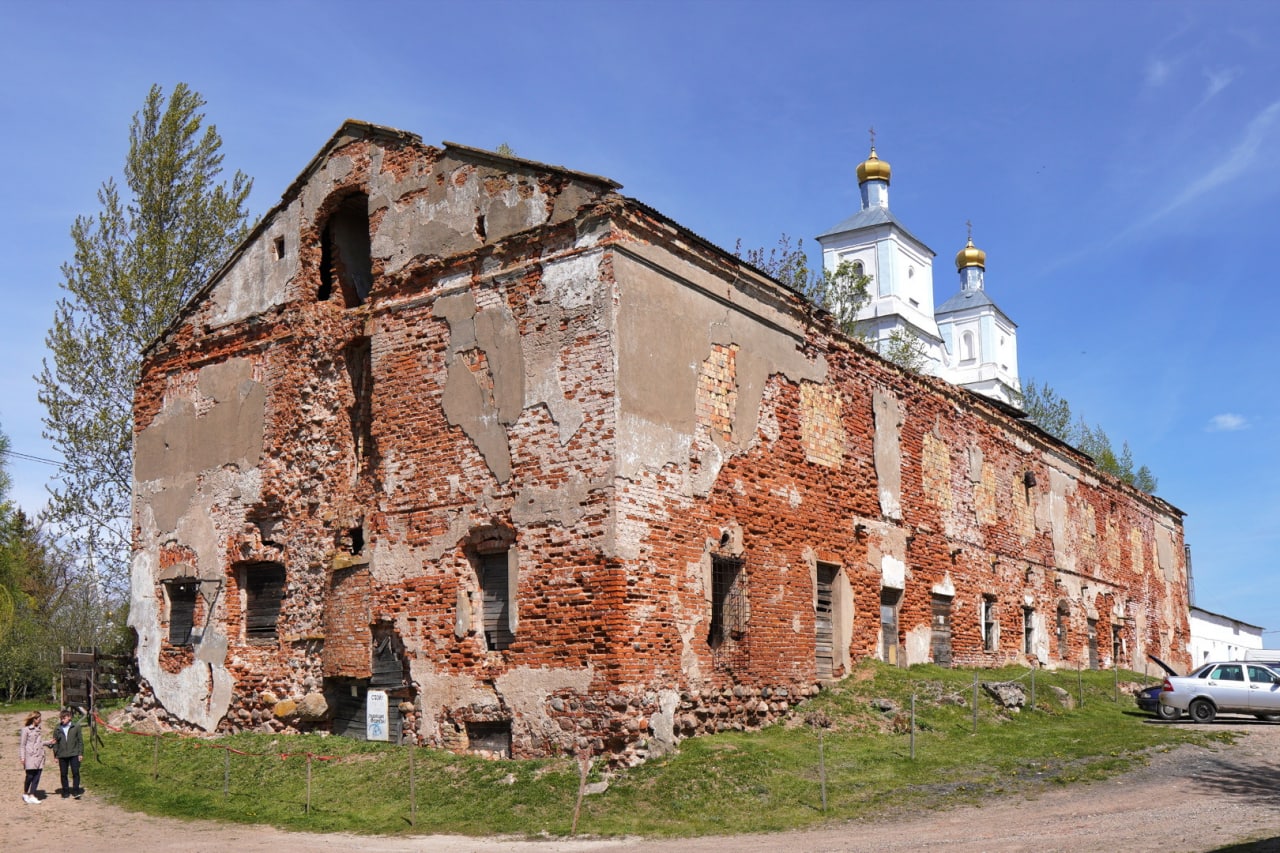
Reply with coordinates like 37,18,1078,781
1023,606,1035,655
166,581,198,645
479,552,514,651
242,562,286,640
709,555,747,647
930,594,952,665
1056,603,1070,658
1087,618,1099,669
331,680,404,742
815,563,838,679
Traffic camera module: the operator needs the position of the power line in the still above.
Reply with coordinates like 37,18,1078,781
0,448,67,469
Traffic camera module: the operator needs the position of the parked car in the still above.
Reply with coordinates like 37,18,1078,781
1159,661,1280,723
1136,654,1181,720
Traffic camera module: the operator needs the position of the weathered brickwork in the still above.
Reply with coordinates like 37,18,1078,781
128,121,1190,763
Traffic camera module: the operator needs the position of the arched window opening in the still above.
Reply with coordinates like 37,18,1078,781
318,193,373,307
961,330,976,363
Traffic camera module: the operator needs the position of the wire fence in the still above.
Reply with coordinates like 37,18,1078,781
84,661,1166,831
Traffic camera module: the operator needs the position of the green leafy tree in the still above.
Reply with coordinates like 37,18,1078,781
1017,378,1074,443
37,83,253,601
1017,379,1158,493
735,234,871,335
881,327,931,373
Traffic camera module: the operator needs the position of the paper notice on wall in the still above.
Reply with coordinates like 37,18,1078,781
366,689,389,742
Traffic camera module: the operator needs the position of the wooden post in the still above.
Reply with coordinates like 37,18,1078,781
572,753,591,836
1031,667,1037,711
972,671,979,734
1114,660,1120,703
306,754,313,815
223,748,230,799
910,693,916,760
409,746,416,827
1078,662,1084,708
818,729,827,812
152,735,160,781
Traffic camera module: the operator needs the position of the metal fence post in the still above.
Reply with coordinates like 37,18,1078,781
910,693,916,760
972,671,979,734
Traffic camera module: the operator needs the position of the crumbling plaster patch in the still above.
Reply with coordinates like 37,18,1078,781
613,251,824,485
210,203,300,329
873,389,904,520
130,357,266,731
129,548,235,732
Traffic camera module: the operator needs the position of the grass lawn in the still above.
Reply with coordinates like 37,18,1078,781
83,661,1225,837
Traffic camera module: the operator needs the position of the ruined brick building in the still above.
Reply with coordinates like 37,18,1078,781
128,121,1191,760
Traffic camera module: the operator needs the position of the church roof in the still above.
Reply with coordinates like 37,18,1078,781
816,205,934,254
936,288,1016,326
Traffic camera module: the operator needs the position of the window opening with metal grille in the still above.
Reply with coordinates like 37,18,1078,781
930,594,953,665
981,595,998,652
881,587,902,666
708,554,747,648
166,581,198,645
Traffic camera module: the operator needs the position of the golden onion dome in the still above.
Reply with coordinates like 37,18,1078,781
955,237,986,270
856,147,892,184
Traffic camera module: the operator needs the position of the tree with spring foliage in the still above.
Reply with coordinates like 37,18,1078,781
1017,378,1159,493
735,234,871,337
37,84,253,602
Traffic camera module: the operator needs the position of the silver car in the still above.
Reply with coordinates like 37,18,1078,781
1159,661,1280,723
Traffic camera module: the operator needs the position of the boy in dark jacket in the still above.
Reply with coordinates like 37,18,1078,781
49,709,84,798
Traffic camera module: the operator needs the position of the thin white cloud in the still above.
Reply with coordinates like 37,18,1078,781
1139,99,1280,226
1202,66,1242,103
1207,413,1249,432
1145,58,1174,88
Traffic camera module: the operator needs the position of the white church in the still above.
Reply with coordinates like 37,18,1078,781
817,145,1021,405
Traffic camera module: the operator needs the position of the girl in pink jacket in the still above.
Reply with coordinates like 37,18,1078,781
19,711,46,804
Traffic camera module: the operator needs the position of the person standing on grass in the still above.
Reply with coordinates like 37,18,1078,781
49,708,84,799
18,711,46,804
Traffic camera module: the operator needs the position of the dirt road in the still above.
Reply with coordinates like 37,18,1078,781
3,710,1279,852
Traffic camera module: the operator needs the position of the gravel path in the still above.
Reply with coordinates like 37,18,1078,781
4,710,1279,852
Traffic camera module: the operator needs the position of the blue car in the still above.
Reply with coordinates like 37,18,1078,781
1136,654,1180,720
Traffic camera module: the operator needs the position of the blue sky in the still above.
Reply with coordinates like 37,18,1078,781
2,0,1278,636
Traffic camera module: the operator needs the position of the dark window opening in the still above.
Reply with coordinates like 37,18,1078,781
479,552,514,651
348,525,365,556
880,587,901,666
708,554,747,647
345,338,374,463
1056,603,1070,658
166,581,198,645
1023,606,1035,656
1111,623,1123,665
1087,618,1099,670
273,236,286,259
930,594,953,666
466,720,512,758
318,193,373,307
242,562,286,641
